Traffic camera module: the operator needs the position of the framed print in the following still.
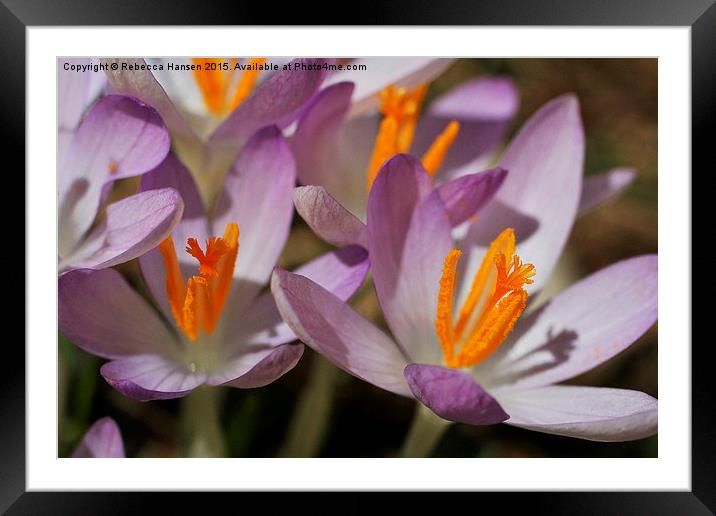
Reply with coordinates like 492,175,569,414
7,0,708,512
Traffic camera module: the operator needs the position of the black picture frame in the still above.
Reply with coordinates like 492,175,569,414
7,0,706,512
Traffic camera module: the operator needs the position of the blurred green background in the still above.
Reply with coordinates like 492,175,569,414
59,58,657,458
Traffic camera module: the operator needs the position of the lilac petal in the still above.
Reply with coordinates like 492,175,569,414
208,344,304,388
209,58,328,151
59,58,106,134
59,95,171,256
212,126,296,311
460,94,584,293
404,364,509,426
578,167,636,214
291,83,358,205
481,255,658,389
223,245,370,351
71,417,125,458
367,154,453,363
103,58,199,144
59,268,178,359
60,188,183,271
101,354,206,402
323,58,455,117
436,167,507,226
271,268,411,396
294,186,368,248
496,385,657,441
413,77,519,180
138,154,211,320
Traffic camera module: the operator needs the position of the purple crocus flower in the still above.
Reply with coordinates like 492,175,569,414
272,95,657,442
58,63,183,273
70,417,125,458
59,127,369,401
102,57,329,202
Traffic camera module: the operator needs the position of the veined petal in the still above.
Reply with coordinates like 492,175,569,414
59,58,106,134
60,188,183,272
435,167,507,226
212,126,296,312
71,417,125,458
271,268,411,396
578,167,636,214
367,154,453,363
101,354,206,402
59,95,171,258
495,385,658,442
208,344,304,388
459,94,584,294
480,255,658,389
209,58,328,152
59,269,178,359
405,364,509,426
294,186,368,248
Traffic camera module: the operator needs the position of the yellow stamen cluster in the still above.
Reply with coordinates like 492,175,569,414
159,223,240,341
435,228,536,368
191,58,267,116
366,84,461,191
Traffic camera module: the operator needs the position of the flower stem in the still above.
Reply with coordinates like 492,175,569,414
399,403,451,458
279,354,338,457
180,386,225,457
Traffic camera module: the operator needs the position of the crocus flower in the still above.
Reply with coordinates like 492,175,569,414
58,89,184,274
70,417,125,458
272,95,657,442
102,57,329,203
59,127,369,401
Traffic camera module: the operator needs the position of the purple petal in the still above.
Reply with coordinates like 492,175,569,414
367,154,453,363
101,354,206,402
578,167,636,214
404,364,509,426
413,77,519,180
103,58,199,144
460,94,585,292
212,126,296,312
208,344,304,388
436,167,507,226
59,268,178,359
59,95,171,256
480,255,658,389
294,186,368,248
323,58,455,117
60,188,183,271
497,385,657,441
59,58,106,134
291,82,361,208
71,417,125,458
138,154,210,321
222,245,370,350
209,58,327,151
271,268,411,396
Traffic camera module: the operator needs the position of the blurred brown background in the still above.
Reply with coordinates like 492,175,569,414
59,58,657,458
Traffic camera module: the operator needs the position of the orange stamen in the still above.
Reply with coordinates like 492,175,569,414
434,228,535,369
192,57,266,117
421,120,460,176
157,222,240,342
366,84,460,191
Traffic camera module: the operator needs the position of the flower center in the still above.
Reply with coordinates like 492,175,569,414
434,228,536,368
191,58,267,117
366,84,461,191
158,222,240,342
